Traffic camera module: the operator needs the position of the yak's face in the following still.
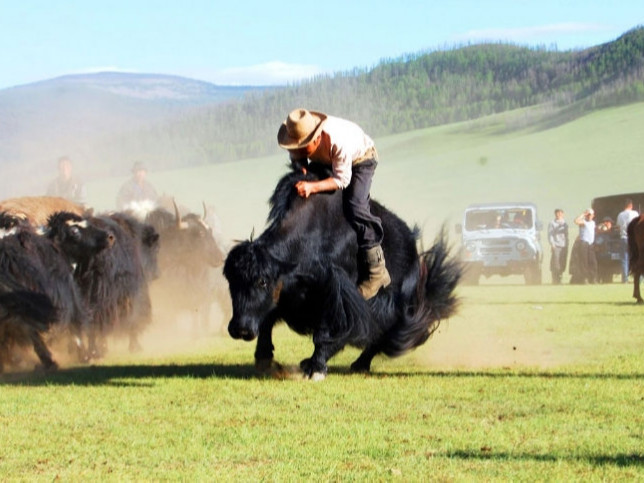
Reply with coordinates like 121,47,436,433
224,241,283,341
47,212,114,262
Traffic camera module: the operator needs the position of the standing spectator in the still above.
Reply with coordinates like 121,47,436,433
116,161,158,211
548,208,568,284
46,156,87,205
616,199,639,283
574,208,597,284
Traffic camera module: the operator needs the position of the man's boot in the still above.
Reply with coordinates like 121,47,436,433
358,245,391,300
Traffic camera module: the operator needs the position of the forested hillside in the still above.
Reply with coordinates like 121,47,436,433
106,26,644,167
1,26,643,198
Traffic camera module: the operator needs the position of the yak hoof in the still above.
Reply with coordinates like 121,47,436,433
300,358,327,379
308,372,326,382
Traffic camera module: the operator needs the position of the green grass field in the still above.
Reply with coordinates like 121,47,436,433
1,284,642,480
2,103,643,480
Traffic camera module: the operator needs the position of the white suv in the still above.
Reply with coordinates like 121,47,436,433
456,202,543,285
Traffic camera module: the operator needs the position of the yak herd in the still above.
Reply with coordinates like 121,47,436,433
0,196,224,373
1,166,468,379
8,166,644,380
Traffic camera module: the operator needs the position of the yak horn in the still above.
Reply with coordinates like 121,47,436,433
202,201,208,220
249,227,255,242
173,198,182,228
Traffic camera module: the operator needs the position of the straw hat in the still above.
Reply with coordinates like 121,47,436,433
277,108,327,149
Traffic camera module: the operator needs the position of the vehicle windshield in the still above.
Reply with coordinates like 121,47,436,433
465,208,533,230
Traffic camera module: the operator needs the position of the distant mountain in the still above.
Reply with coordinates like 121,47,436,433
0,72,270,196
19,72,265,103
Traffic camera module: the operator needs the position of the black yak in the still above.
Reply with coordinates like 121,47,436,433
0,211,112,372
68,213,157,358
224,165,461,379
145,202,226,333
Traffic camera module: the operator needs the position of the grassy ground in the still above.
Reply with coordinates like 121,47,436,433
3,102,642,479
1,283,643,480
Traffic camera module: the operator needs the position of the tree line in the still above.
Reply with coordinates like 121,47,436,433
98,26,644,168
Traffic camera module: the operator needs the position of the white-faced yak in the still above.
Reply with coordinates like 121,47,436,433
224,164,461,380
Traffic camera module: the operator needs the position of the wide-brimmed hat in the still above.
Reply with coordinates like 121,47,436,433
277,109,327,150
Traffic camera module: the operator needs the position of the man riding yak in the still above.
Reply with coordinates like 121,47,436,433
277,108,390,299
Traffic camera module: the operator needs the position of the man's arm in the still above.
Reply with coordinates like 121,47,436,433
574,213,587,226
295,177,339,198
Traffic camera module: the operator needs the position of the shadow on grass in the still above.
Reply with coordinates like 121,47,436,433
2,362,643,386
446,449,644,468
0,362,258,387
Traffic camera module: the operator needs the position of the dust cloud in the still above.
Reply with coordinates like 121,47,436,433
413,288,577,370
417,318,572,370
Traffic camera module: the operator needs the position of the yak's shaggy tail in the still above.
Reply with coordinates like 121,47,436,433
381,229,461,357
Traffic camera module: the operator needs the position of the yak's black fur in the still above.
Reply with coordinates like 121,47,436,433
110,211,160,282
68,214,154,357
0,211,110,372
0,291,58,372
224,165,461,377
146,206,225,332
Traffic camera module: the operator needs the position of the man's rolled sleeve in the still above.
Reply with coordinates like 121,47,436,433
332,152,352,189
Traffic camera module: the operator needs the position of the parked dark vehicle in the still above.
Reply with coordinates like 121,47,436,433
591,192,644,283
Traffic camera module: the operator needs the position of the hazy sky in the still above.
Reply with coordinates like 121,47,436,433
1,0,642,89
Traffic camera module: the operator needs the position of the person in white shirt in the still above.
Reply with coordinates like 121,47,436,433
616,199,639,283
574,208,597,284
277,108,390,299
